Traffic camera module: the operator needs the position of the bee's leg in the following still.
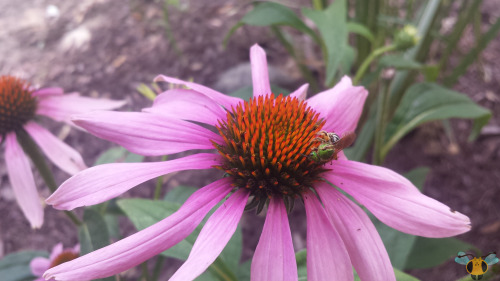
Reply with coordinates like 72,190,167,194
472,275,477,280
478,275,483,280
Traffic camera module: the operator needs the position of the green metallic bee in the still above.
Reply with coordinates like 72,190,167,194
308,131,356,163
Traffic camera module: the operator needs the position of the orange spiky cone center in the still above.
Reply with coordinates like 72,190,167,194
0,75,37,136
49,251,79,268
213,94,327,210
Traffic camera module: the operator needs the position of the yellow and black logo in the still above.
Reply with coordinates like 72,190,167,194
455,251,498,280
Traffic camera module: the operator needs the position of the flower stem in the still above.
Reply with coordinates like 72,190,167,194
353,44,398,85
154,155,168,200
151,256,165,281
373,80,390,165
16,128,82,226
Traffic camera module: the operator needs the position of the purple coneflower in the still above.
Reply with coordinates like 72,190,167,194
30,243,79,281
44,45,470,281
0,75,124,228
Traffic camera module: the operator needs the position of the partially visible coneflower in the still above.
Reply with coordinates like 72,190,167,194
0,75,125,228
30,243,79,281
44,45,470,281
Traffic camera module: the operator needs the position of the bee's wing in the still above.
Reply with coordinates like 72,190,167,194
455,252,470,265
484,253,499,265
334,132,356,150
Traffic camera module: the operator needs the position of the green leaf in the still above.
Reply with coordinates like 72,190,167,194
343,117,375,161
422,65,440,82
303,0,348,86
403,166,430,191
164,185,203,203
295,249,420,280
354,267,420,280
374,218,418,270
405,237,473,269
94,146,144,166
347,22,375,42
383,82,491,158
0,251,48,281
118,186,241,281
240,2,318,41
372,167,429,269
393,268,421,281
79,208,110,255
379,55,423,70
296,250,307,280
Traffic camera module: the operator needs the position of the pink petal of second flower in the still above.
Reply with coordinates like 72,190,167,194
72,111,222,156
251,198,297,281
5,133,44,228
316,184,395,281
303,190,353,281
250,44,271,97
49,243,64,260
32,87,64,97
30,257,50,276
24,122,87,175
324,160,471,237
154,75,242,109
170,189,249,281
43,178,234,281
36,93,126,124
306,76,368,134
46,153,222,210
143,88,227,126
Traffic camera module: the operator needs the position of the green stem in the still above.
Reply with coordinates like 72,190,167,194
141,261,151,281
151,256,165,281
154,155,168,200
311,0,324,10
438,0,482,74
443,15,500,87
373,80,390,165
16,129,82,226
353,44,398,85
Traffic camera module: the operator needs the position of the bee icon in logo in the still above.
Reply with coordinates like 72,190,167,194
455,251,498,280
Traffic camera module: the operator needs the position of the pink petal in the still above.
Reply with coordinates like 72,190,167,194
303,190,353,281
43,178,233,281
46,153,222,210
143,88,227,126
316,184,395,281
251,198,297,281
50,243,64,260
289,84,309,101
30,257,50,276
24,122,87,175
250,44,271,97
306,76,368,134
36,93,126,124
5,132,44,228
323,160,471,237
154,75,242,109
170,189,249,281
72,111,222,156
32,87,64,97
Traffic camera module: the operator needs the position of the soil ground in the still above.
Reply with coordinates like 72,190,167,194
0,1,499,280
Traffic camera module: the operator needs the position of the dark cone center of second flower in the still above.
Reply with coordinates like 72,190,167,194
49,251,79,268
213,94,328,210
0,76,37,136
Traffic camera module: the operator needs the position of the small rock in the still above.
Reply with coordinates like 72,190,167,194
45,5,60,20
59,26,92,52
